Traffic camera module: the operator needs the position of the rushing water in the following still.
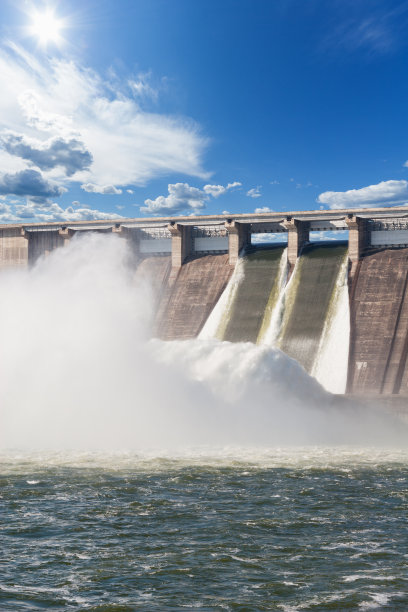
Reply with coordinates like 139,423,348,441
1,449,407,610
1,235,407,610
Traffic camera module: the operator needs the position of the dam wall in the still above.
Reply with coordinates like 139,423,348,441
1,208,408,396
154,253,232,340
0,227,28,268
348,248,408,395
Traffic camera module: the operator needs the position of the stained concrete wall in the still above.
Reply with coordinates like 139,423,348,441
27,230,63,264
348,248,408,395
154,253,233,340
0,228,28,268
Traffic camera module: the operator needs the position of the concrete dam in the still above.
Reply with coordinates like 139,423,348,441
2,207,408,397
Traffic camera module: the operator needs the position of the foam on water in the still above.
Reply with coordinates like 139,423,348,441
0,234,406,451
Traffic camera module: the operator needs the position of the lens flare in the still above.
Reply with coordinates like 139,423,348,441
30,8,64,45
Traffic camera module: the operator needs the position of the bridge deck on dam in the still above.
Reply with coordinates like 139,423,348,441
222,245,286,343
154,253,233,340
278,242,348,374
348,248,408,395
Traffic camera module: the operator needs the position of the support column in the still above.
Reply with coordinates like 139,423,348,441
346,215,368,263
346,215,368,284
224,220,250,265
112,224,140,257
168,222,193,268
58,227,75,246
283,218,310,268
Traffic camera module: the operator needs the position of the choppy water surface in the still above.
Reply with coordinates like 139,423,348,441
1,448,407,611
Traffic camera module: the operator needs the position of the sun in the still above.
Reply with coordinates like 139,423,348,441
30,8,64,45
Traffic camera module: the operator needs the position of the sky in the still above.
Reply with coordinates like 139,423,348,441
1,0,408,224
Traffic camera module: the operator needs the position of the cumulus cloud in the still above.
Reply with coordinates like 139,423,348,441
0,132,92,176
317,180,408,209
255,206,273,213
247,186,262,198
12,201,122,223
81,183,122,195
141,180,241,215
203,181,241,197
0,169,65,202
0,42,208,195
141,183,208,215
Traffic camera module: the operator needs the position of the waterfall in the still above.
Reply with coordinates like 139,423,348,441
258,248,293,347
311,253,350,393
199,256,245,340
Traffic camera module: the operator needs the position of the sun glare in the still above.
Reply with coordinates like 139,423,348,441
30,8,64,45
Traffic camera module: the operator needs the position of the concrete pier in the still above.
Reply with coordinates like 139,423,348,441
225,220,250,265
283,218,310,269
168,222,193,268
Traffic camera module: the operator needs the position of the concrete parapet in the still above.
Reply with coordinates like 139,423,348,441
283,218,310,268
224,220,250,265
168,222,193,268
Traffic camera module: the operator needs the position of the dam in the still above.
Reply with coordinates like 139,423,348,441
2,207,408,397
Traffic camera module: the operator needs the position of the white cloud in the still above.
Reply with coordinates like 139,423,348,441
0,169,65,202
309,230,348,241
247,186,262,198
255,206,273,213
251,233,286,244
270,180,279,185
317,180,408,209
0,131,92,176
203,181,241,197
81,183,122,195
141,183,208,215
126,189,134,194
12,201,122,223
128,72,158,102
141,181,242,216
0,42,209,195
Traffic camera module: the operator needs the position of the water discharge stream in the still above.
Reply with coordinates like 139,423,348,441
0,233,405,451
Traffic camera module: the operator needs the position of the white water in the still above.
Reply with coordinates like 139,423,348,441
0,234,406,451
199,255,245,340
261,253,299,347
311,253,350,393
259,248,290,346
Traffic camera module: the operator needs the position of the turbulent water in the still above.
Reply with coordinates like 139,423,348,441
1,449,408,610
1,235,407,610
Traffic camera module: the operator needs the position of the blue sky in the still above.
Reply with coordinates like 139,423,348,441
1,0,408,223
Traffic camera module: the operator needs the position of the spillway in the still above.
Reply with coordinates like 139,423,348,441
277,242,348,374
154,253,232,340
220,245,286,343
348,248,408,395
133,255,172,308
